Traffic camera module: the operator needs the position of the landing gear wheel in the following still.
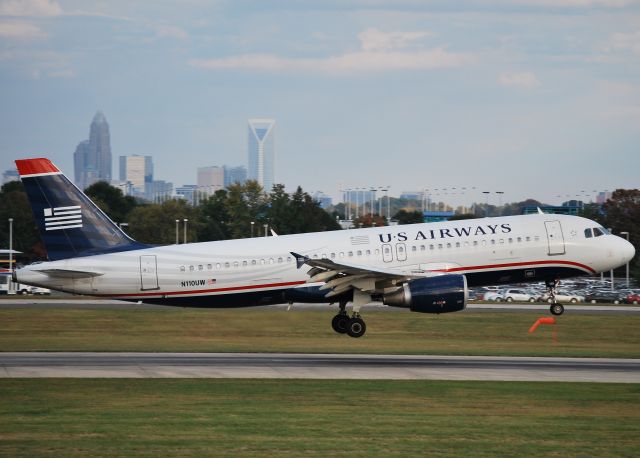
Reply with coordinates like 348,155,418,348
331,313,350,334
550,303,564,316
347,316,366,338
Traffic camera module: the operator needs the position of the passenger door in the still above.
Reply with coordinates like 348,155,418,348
140,255,159,290
544,220,566,255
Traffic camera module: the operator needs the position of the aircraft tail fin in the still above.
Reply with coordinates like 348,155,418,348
15,158,147,261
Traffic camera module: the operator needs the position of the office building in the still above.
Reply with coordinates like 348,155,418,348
74,111,112,189
119,155,153,197
197,166,224,197
248,118,275,191
224,165,247,187
2,169,19,185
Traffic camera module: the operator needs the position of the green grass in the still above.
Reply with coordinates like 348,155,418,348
0,379,639,457
0,306,639,357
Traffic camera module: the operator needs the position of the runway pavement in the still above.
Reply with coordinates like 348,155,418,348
1,297,640,314
1,352,638,382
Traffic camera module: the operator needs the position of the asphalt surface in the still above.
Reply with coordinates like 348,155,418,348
1,297,640,314
1,352,638,382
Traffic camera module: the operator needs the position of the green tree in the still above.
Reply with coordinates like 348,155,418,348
0,181,45,262
198,190,230,241
84,181,138,225
127,199,200,245
393,210,424,225
602,189,640,280
225,181,268,238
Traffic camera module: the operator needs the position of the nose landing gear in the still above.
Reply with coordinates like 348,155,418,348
546,279,565,316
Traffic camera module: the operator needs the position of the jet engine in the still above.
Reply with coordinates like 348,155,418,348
382,274,467,313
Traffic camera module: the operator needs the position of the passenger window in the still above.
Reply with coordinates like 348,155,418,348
464,241,469,247
357,250,362,256
278,257,283,263
366,250,371,256
473,241,478,246
198,265,203,271
508,238,513,243
348,251,353,257
491,239,496,245
438,244,443,249
430,244,435,250
242,261,248,266
322,253,327,259
331,253,336,259
180,266,185,272
216,263,222,269
412,246,417,252
251,260,257,265
234,261,239,267
312,254,318,259
526,236,531,242
534,236,540,242
455,242,461,248
260,259,265,265
374,249,380,255
189,265,194,271
207,264,212,270
287,256,292,262
499,239,504,244
224,262,230,268
269,258,274,264
421,245,426,251
584,228,593,238
339,252,344,258
446,243,452,249
517,237,522,243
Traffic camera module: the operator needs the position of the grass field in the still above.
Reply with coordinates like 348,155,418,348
1,379,639,457
0,305,639,357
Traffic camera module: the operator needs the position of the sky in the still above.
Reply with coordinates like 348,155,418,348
1,0,639,207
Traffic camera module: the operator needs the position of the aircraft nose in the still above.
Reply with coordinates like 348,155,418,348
622,238,635,263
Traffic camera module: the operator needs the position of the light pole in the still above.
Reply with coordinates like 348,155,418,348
482,191,490,217
8,218,13,294
386,187,391,221
175,220,179,244
621,231,630,288
609,228,614,291
251,221,255,238
263,224,268,237
183,218,188,244
496,191,504,209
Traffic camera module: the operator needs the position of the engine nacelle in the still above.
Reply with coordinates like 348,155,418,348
383,275,467,314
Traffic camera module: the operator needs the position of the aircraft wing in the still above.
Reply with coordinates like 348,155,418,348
291,251,423,298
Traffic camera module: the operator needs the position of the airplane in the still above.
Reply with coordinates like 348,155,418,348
13,158,635,337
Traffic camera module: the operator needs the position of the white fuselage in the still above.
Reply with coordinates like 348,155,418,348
15,214,635,303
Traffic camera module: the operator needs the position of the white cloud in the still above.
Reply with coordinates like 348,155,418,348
0,20,43,39
357,28,429,52
498,71,541,88
606,30,640,54
487,0,638,7
0,0,61,16
190,49,473,74
191,28,473,75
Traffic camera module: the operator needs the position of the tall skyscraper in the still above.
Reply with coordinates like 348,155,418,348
247,118,275,191
73,111,112,189
119,155,153,196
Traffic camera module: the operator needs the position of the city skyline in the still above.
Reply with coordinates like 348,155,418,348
1,1,639,206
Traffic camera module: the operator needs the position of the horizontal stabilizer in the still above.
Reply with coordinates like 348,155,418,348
37,268,104,278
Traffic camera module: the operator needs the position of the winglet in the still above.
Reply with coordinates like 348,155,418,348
537,207,545,214
291,252,309,269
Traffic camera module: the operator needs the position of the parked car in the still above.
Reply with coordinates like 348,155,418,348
499,288,536,303
584,291,623,304
483,290,504,302
624,293,640,305
538,290,585,304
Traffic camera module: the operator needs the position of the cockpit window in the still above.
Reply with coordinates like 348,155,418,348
593,227,604,237
584,228,593,238
599,227,610,235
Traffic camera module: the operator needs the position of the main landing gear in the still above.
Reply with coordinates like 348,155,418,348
331,301,367,338
546,279,565,316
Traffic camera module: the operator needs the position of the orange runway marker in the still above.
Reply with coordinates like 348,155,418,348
528,317,557,333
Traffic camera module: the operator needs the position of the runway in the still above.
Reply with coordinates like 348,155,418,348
1,352,638,382
2,298,640,314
